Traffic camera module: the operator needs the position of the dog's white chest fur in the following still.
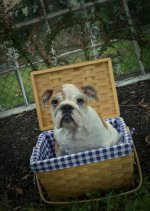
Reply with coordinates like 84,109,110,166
54,106,120,155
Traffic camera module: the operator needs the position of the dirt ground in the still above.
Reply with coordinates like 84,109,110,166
0,80,150,208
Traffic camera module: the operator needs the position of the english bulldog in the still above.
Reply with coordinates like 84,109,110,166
42,84,121,156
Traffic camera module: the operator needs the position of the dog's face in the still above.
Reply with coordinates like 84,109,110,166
42,84,98,129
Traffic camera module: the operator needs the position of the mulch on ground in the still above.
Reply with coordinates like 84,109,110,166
0,80,150,207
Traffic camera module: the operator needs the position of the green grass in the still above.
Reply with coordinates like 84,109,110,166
0,177,150,211
0,39,149,111
0,70,32,110
141,47,150,69
104,40,141,75
0,71,24,110
0,62,49,111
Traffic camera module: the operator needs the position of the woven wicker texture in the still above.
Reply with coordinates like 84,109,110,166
31,58,120,131
31,58,137,202
37,153,134,198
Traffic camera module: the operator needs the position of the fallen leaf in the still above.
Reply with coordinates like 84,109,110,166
121,99,129,105
15,188,24,195
139,104,150,108
14,206,21,211
138,98,144,105
145,135,150,145
7,184,11,189
130,91,136,94
21,174,29,180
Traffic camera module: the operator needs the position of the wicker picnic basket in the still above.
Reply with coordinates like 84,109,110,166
30,58,142,204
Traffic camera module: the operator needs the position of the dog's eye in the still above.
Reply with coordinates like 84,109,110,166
51,99,59,107
77,98,84,105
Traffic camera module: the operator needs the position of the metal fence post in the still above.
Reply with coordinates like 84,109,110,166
86,23,98,59
123,0,145,75
40,0,58,66
13,48,29,107
81,0,98,59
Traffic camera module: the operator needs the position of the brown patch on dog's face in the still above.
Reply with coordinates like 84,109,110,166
42,87,63,109
50,88,63,110
42,84,98,109
50,84,87,111
81,85,99,102
42,84,99,129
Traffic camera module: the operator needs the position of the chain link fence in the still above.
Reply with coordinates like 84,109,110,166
0,0,150,112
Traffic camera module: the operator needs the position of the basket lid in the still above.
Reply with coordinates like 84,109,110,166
31,58,120,131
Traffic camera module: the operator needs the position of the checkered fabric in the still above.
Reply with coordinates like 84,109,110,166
30,117,134,172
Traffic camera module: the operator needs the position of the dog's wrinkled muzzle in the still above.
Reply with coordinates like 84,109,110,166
60,104,74,124
54,101,84,129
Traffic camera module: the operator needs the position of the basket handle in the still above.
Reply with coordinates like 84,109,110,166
36,143,143,205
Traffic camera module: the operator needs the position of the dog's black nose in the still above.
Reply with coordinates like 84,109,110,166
61,105,73,113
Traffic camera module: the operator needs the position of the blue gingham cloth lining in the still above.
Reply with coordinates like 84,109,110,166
30,117,134,172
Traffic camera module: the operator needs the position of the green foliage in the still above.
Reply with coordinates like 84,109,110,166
0,65,38,110
0,0,150,111
0,72,24,109
0,177,150,211
129,0,150,26
1,0,149,72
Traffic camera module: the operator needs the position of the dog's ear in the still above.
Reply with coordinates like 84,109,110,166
42,89,53,104
81,85,99,101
